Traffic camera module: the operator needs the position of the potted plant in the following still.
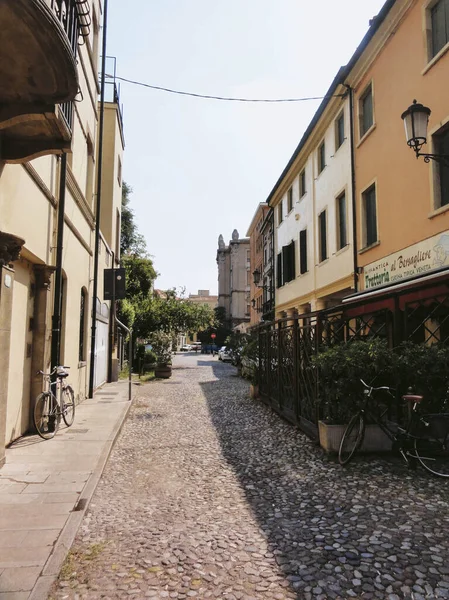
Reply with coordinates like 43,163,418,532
313,338,397,453
149,331,173,379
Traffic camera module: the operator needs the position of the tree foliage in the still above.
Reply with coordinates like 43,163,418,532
135,290,214,339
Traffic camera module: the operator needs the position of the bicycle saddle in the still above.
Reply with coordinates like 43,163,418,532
402,394,424,403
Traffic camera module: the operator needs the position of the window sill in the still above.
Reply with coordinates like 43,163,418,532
335,244,350,257
298,192,307,202
78,361,87,368
358,240,380,254
316,166,327,179
357,123,376,148
317,258,329,266
428,203,449,219
422,42,449,76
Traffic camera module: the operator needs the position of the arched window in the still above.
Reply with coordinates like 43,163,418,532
79,288,87,362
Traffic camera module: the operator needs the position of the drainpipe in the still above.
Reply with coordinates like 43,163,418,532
345,84,359,292
51,153,68,369
88,0,108,398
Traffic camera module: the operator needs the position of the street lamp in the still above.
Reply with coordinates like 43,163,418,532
252,268,261,286
401,100,449,165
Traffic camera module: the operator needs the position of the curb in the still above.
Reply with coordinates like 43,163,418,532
29,389,136,600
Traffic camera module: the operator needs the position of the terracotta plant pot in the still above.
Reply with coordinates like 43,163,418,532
249,384,259,399
154,364,172,379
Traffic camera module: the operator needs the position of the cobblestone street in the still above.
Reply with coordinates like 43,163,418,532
51,354,449,600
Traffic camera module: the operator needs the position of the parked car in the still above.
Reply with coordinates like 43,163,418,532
180,344,191,352
218,346,232,362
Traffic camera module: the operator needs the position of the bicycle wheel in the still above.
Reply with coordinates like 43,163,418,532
414,415,449,477
61,385,75,427
34,393,60,439
339,412,365,466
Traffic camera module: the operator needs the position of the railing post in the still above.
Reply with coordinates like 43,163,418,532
277,319,282,412
293,316,299,424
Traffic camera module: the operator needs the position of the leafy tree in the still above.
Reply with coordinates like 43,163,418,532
135,290,214,339
120,182,148,257
197,306,232,347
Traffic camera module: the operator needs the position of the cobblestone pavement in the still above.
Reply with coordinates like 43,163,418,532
51,354,449,600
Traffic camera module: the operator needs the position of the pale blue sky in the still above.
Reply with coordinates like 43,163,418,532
107,0,387,295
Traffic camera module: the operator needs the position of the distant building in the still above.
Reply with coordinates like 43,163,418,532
188,290,218,311
216,230,250,332
246,203,270,326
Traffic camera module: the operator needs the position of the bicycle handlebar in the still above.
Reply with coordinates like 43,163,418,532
360,379,395,394
37,366,70,377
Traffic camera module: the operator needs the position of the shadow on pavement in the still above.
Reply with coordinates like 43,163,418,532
200,368,449,600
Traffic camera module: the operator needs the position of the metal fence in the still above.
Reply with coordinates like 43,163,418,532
257,273,449,439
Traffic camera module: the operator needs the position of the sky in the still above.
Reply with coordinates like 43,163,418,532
106,0,387,296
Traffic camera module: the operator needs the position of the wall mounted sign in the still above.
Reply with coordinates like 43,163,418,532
363,231,449,290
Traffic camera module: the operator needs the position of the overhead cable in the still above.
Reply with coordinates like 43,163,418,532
106,74,345,103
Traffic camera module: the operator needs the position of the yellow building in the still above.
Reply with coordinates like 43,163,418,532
339,0,449,345
0,1,124,463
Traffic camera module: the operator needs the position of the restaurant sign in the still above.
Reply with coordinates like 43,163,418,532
363,231,449,290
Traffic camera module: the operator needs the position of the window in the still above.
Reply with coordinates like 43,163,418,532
336,192,347,250
278,201,283,225
359,84,374,137
362,184,378,247
79,289,87,362
117,156,122,186
434,127,449,207
431,0,449,58
276,252,282,288
282,241,296,284
299,169,306,197
299,229,308,274
318,141,326,173
319,210,327,262
335,113,345,150
287,187,293,212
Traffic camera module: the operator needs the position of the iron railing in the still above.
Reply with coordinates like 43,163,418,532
257,272,449,439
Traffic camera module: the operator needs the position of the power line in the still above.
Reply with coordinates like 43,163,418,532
106,74,345,103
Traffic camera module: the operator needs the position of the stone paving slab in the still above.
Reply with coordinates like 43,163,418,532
46,354,449,600
0,380,134,599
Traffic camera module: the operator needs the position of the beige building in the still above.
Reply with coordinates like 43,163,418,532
185,290,218,344
217,230,250,331
188,289,218,310
267,71,355,319
0,1,124,464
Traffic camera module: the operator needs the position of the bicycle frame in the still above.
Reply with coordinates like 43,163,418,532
358,381,423,464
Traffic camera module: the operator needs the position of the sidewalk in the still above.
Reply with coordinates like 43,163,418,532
0,379,135,600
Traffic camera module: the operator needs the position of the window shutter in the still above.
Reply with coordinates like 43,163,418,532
282,246,289,285
289,240,296,281
276,253,282,288
300,230,307,274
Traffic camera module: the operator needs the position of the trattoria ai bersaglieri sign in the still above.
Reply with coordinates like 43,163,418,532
363,231,449,290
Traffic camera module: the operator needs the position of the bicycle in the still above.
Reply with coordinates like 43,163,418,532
33,366,75,439
339,379,449,477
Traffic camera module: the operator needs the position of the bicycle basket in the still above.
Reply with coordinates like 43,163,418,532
415,414,449,440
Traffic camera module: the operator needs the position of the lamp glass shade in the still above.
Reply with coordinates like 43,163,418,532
401,101,431,149
252,269,261,285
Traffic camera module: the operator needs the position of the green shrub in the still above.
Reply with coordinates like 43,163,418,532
395,341,449,411
313,338,398,424
148,331,172,365
144,349,157,364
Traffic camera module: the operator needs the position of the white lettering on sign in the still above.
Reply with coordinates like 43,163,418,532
363,232,449,290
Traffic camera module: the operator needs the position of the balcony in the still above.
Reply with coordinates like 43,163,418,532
0,0,90,163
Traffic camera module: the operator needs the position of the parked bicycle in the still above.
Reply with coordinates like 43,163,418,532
339,379,449,477
34,366,75,439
